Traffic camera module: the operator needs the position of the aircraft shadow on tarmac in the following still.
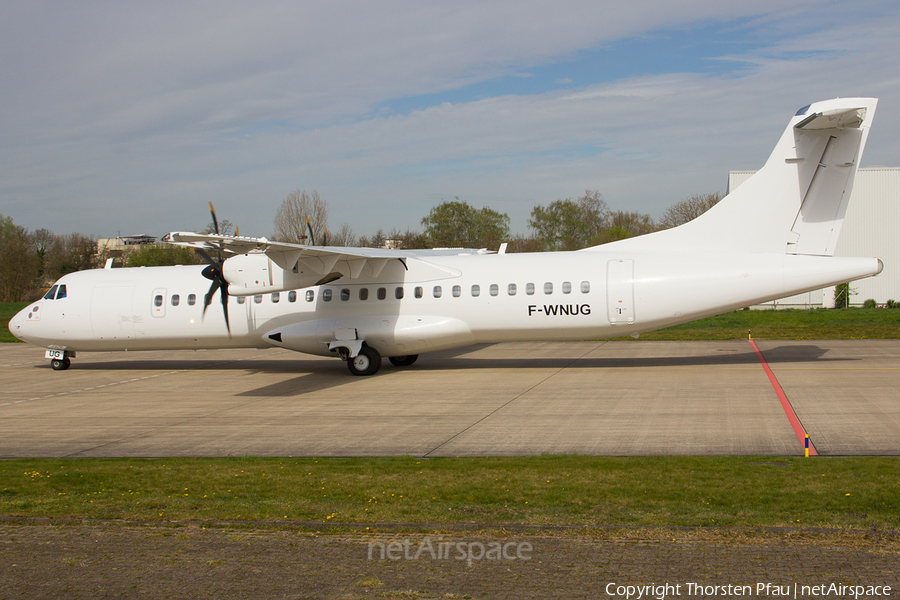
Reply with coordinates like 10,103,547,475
43,343,848,398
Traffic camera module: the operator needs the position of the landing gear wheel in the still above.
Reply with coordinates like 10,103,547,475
51,358,71,371
347,345,382,376
389,355,419,367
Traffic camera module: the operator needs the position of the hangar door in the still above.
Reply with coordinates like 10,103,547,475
607,259,635,325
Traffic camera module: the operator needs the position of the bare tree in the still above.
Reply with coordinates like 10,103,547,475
658,193,722,230
328,222,357,247
357,228,387,249
203,218,235,236
273,190,329,244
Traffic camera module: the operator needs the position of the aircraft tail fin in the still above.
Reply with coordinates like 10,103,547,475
594,97,877,256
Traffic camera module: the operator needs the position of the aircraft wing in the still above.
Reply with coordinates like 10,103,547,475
161,231,492,274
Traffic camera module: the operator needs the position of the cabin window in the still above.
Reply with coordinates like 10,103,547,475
305,290,314,302
395,287,404,300
490,284,499,296
271,292,280,303
154,294,163,307
188,294,196,306
44,285,58,300
562,281,572,294
373,287,384,300
359,288,368,301
237,296,246,305
544,282,553,295
340,289,350,301
433,286,442,298
452,285,461,298
254,295,263,304
171,294,180,307
470,284,480,297
288,291,297,302
508,283,517,296
526,283,535,295
323,289,332,302
56,285,67,299
415,286,423,299
581,281,590,293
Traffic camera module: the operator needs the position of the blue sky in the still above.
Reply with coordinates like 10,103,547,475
2,1,899,240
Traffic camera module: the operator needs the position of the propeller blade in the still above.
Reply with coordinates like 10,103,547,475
202,277,221,320
306,216,314,246
209,202,220,235
196,248,215,266
220,284,231,337
323,226,327,246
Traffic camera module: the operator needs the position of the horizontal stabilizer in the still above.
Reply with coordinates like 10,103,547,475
795,106,868,130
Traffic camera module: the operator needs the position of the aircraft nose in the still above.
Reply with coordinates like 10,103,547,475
7,304,33,342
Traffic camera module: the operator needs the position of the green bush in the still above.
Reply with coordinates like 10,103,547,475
834,283,850,309
863,298,877,309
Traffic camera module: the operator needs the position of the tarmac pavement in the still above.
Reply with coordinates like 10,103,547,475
1,339,898,457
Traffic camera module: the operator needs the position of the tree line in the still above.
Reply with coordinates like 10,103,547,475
0,215,97,302
0,191,719,302
271,189,721,252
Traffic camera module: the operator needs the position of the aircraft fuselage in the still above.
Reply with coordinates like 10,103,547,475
10,249,881,360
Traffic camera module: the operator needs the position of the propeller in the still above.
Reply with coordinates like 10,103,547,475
306,216,314,245
305,215,326,245
198,203,231,337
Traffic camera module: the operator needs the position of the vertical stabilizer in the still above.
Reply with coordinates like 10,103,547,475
592,98,877,256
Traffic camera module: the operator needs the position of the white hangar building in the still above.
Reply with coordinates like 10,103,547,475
727,168,900,308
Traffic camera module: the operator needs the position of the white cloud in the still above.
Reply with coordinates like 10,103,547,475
1,1,898,238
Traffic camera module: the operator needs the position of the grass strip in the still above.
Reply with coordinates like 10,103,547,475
610,308,900,340
2,456,898,531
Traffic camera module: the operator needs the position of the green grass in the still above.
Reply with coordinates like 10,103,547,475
613,308,900,341
0,302,27,343
2,456,898,531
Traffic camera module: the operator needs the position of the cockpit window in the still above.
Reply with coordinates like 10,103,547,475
44,285,58,300
56,285,67,299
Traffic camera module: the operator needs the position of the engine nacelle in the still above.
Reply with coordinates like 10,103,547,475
223,252,323,296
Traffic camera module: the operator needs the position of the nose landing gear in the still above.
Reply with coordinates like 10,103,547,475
50,357,71,371
46,349,74,371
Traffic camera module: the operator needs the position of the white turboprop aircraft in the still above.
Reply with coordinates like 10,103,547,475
9,98,884,376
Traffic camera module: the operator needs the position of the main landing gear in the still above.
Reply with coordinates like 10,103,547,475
336,344,420,376
388,355,418,367
345,344,382,376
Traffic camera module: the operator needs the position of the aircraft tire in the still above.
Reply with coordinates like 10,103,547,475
51,358,71,371
347,345,382,376
389,355,418,367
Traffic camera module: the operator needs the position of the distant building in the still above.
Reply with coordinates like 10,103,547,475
96,234,158,266
728,168,900,307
